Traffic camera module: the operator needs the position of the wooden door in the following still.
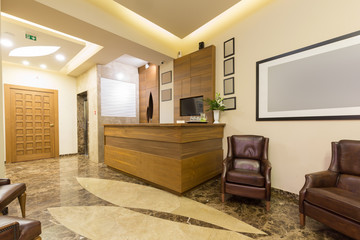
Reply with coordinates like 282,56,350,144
5,84,59,163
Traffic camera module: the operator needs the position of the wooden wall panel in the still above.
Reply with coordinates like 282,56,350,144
138,64,159,123
174,46,215,122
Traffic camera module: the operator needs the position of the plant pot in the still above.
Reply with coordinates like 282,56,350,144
213,110,220,124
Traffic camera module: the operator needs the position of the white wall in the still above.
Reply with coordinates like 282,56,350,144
0,3,5,177
2,63,78,155
159,61,174,123
204,0,360,194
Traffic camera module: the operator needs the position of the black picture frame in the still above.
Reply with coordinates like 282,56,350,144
224,38,235,58
256,29,360,121
161,88,172,101
223,97,236,111
224,77,234,95
161,71,172,85
224,57,234,76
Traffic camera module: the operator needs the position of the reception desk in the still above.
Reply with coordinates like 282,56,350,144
104,123,225,194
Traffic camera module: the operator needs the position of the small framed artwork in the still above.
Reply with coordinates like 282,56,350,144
161,71,172,85
161,88,172,101
224,37,235,58
224,57,234,76
224,77,234,95
223,97,236,110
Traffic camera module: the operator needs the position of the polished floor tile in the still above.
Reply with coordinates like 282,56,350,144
4,155,351,240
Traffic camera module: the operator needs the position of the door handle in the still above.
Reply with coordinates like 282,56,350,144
50,123,54,127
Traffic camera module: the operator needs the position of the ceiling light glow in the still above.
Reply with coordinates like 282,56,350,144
9,46,60,57
116,73,125,81
1,38,13,47
22,60,30,66
55,54,66,61
40,64,47,69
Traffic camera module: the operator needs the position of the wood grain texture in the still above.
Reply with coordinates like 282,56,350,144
104,124,224,143
104,124,224,194
138,64,159,123
174,46,215,123
5,84,59,163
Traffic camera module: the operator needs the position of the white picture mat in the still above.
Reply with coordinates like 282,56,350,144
257,33,360,119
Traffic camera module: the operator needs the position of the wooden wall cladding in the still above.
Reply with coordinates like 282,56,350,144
138,64,159,123
174,46,215,122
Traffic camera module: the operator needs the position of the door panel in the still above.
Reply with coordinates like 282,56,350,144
5,84,59,163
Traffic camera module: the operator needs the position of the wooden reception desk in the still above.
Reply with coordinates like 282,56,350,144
104,123,225,194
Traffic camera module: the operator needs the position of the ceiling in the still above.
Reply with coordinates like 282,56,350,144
113,0,242,38
1,0,266,76
1,15,91,74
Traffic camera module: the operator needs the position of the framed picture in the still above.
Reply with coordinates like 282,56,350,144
224,77,234,95
161,88,172,101
224,57,234,76
223,97,236,110
224,38,234,58
161,71,172,85
257,30,360,121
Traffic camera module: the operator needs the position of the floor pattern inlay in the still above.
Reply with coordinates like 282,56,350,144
49,206,253,240
76,177,265,235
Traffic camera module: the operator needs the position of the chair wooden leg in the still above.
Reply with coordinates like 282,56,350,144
18,192,26,218
221,193,225,203
300,213,305,227
266,201,270,211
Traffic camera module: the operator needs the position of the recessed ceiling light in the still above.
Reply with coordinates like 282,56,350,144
1,39,13,47
55,54,66,61
9,46,60,57
40,64,47,69
116,73,125,80
22,60,30,66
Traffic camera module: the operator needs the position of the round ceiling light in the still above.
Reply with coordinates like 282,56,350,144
9,46,60,57
55,54,66,61
1,38,13,47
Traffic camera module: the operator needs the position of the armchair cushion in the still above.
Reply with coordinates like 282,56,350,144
306,187,360,223
0,216,41,240
227,169,264,187
337,174,360,194
233,159,260,171
231,136,264,159
338,140,360,175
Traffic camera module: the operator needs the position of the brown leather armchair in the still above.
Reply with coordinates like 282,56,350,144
299,140,360,240
0,179,26,218
0,216,41,240
221,135,271,211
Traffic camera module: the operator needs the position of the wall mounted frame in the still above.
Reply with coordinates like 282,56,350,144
224,57,234,76
161,88,172,101
224,77,234,95
257,30,360,121
224,37,234,58
223,97,236,111
161,71,172,85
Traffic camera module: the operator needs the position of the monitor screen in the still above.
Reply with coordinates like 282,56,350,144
180,96,203,116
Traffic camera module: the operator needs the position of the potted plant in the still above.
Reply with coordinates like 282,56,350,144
204,92,225,123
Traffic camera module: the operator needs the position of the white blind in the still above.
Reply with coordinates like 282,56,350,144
101,77,136,117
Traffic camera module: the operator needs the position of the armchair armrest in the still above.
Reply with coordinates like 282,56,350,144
0,221,20,240
299,170,338,213
221,157,233,193
0,179,10,186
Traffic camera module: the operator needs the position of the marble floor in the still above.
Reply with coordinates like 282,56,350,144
4,155,351,240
